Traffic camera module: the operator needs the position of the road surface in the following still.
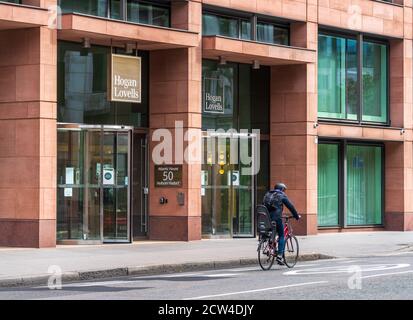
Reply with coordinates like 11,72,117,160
1,252,412,300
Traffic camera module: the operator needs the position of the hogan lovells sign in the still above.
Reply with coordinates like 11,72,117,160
108,54,142,103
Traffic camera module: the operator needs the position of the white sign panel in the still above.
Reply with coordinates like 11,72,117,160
103,168,115,185
201,170,208,186
65,167,74,185
64,188,73,197
228,170,240,186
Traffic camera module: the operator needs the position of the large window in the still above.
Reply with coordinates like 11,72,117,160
317,141,383,227
127,0,170,27
202,13,251,40
202,12,289,45
59,0,170,27
318,34,357,120
257,21,289,46
318,143,340,226
57,41,149,127
318,32,388,124
60,0,112,17
201,59,270,237
346,145,383,225
202,59,270,133
362,41,388,123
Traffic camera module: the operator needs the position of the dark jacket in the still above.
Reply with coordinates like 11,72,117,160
263,189,299,220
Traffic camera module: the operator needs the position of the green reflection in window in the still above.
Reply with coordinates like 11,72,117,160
110,0,121,19
317,143,339,227
362,41,388,123
318,34,358,120
346,145,382,225
59,0,109,17
202,13,252,40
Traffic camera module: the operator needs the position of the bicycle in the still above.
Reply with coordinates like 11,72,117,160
257,207,300,270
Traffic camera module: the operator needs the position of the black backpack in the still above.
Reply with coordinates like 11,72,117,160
263,190,282,211
256,205,272,236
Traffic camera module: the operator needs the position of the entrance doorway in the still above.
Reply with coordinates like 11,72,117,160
132,132,149,239
201,133,258,237
57,124,135,243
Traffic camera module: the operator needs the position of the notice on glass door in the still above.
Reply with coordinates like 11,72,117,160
64,188,72,197
228,170,240,186
65,167,74,185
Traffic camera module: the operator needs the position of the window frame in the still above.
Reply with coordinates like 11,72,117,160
202,10,252,40
57,40,150,128
255,19,290,46
317,139,385,229
318,29,390,126
317,140,342,228
201,58,271,134
59,0,171,27
202,9,290,46
126,0,171,27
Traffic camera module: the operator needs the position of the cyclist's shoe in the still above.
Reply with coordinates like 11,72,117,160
276,255,285,265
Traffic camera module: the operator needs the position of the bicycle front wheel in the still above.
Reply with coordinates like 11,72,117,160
258,238,275,271
283,235,299,268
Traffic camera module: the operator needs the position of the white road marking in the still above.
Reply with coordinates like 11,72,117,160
361,270,413,279
294,263,320,268
283,263,410,275
204,273,238,277
34,272,240,289
183,281,328,300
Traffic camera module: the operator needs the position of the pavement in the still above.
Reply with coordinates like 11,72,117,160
0,231,412,288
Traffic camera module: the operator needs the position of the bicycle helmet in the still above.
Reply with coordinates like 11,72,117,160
274,182,287,191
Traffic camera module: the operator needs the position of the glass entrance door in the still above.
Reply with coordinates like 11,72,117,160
57,125,132,243
132,132,149,239
102,131,130,242
201,133,256,237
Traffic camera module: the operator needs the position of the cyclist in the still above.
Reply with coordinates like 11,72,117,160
263,183,300,265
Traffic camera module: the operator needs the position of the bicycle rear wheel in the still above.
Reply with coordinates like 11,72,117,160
283,235,299,268
258,237,275,270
